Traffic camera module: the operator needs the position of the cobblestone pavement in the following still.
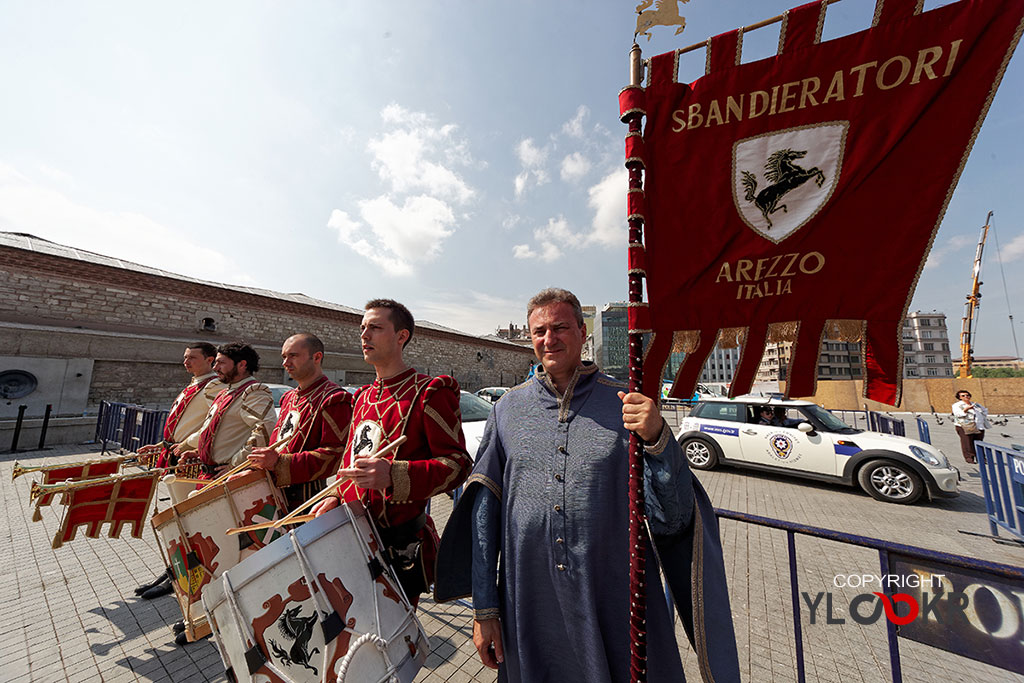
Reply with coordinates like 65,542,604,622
1,413,1021,682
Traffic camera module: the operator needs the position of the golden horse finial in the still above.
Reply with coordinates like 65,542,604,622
635,0,688,42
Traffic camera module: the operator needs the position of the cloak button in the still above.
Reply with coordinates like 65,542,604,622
556,537,564,544
557,564,567,571
558,446,567,454
554,505,561,511
554,474,563,482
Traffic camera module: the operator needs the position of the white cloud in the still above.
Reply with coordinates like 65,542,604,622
587,168,629,247
512,138,551,199
998,233,1024,263
561,105,590,138
924,234,973,270
415,291,529,337
560,152,592,183
328,195,455,277
512,244,536,259
0,165,255,284
330,105,477,276
516,138,548,168
367,105,475,204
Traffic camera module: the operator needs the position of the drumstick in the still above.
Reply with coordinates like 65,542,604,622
223,481,356,535
224,435,407,535
196,433,293,492
273,436,407,526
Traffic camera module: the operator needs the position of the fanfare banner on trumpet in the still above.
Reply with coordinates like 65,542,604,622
13,453,207,523
29,471,163,549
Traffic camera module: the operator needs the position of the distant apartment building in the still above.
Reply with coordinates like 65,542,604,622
756,311,954,382
902,311,954,378
594,302,629,379
973,356,1023,370
665,346,742,384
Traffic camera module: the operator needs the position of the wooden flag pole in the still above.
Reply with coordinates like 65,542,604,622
625,42,648,683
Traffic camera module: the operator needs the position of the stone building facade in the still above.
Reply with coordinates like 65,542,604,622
0,233,535,421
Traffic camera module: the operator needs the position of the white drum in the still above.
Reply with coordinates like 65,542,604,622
151,470,288,642
202,501,429,683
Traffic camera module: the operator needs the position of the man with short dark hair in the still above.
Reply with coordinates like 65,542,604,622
247,333,353,510
138,343,223,469
313,299,471,607
133,342,223,601
178,342,276,474
436,287,738,682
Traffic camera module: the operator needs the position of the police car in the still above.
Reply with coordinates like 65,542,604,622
677,397,959,504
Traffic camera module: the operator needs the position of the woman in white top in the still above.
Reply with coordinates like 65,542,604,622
952,389,990,464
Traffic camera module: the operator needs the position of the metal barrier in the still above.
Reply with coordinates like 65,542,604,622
976,441,1024,542
916,416,931,444
716,509,1024,681
869,411,906,436
94,401,168,453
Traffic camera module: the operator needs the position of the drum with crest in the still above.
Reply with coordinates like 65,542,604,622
201,500,429,683
151,469,288,642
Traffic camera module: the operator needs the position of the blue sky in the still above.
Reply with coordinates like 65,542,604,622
0,0,1021,357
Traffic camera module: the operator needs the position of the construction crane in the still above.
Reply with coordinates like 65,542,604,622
957,211,993,379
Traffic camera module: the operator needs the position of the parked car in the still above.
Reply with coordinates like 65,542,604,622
475,386,509,403
676,397,959,504
461,390,494,461
264,383,295,418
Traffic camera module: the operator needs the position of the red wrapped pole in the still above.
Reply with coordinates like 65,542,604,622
622,42,647,683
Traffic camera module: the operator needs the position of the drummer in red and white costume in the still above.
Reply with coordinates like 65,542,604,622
138,342,223,469
134,341,223,601
313,299,471,607
177,342,277,477
247,333,353,511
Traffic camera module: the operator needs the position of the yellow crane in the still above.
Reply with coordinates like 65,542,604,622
957,211,993,379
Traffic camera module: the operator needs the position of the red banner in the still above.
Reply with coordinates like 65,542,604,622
630,0,1024,404
52,473,159,549
32,458,122,521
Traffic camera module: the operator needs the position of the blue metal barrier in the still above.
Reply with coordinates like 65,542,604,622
977,441,1024,541
916,416,931,444
869,411,906,436
715,509,1024,682
94,401,168,453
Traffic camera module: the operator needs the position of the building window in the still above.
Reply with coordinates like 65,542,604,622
922,331,933,338
926,355,936,363
942,343,949,351
907,369,918,376
927,368,938,376
945,369,952,376
924,343,934,351
903,344,912,352
920,319,931,327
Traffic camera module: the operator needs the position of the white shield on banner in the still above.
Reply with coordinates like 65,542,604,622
732,121,847,243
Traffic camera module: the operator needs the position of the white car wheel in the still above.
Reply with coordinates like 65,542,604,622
682,438,718,470
857,459,923,504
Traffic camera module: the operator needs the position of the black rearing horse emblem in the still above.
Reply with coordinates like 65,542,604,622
268,606,319,676
741,148,825,229
353,424,375,456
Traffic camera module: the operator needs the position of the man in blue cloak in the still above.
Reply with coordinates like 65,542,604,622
435,288,739,682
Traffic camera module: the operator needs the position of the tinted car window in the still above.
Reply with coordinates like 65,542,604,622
694,403,744,422
460,392,494,422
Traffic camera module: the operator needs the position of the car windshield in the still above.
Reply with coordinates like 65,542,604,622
801,404,858,432
461,392,494,422
269,386,290,406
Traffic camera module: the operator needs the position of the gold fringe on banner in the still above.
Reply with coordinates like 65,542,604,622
717,327,747,349
823,319,865,342
670,330,701,355
766,321,800,343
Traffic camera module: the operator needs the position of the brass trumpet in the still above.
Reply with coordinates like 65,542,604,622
29,471,161,502
11,447,174,482
12,456,126,482
24,461,203,501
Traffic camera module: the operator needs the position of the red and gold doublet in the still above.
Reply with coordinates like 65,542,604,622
156,373,219,468
341,368,471,588
271,376,352,508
